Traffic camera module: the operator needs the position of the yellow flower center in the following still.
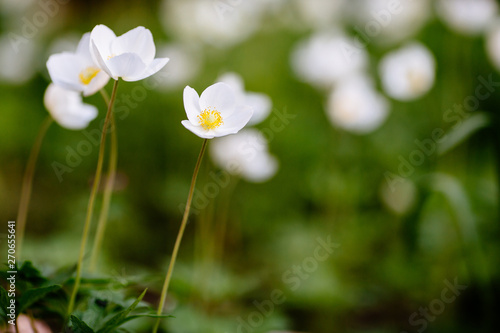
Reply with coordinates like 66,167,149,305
79,67,101,85
198,107,224,130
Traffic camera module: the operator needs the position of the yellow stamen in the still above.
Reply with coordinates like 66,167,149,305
79,67,101,85
197,107,224,131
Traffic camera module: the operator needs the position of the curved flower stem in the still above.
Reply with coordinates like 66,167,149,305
67,80,119,316
153,139,209,333
16,116,53,259
88,90,118,272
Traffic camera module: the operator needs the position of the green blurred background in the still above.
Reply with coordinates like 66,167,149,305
1,0,499,332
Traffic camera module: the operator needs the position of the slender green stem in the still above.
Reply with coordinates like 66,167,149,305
16,116,53,259
153,139,209,333
89,90,118,272
67,80,119,316
99,88,110,105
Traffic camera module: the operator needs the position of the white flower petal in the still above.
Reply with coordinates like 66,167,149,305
89,24,166,81
215,105,253,135
126,57,169,81
47,33,110,96
183,86,202,124
241,153,278,183
291,32,368,88
105,53,146,81
327,75,389,134
112,26,156,65
199,82,236,117
218,72,245,93
82,71,110,96
217,72,272,125
155,43,201,89
210,129,278,182
76,32,92,60
90,24,116,63
91,39,113,79
245,92,272,125
55,103,98,130
437,0,497,35
0,34,38,84
379,43,435,101
181,120,216,139
44,84,98,130
182,83,254,138
47,53,85,91
486,20,500,70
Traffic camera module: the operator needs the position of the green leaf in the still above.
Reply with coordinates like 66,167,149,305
438,113,490,155
17,285,61,314
71,315,96,333
18,261,47,286
50,263,77,286
96,289,147,333
80,278,116,286
64,277,116,289
118,313,173,324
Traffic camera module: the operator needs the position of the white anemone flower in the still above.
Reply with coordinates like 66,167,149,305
380,178,417,215
379,43,436,101
155,43,202,90
0,33,38,84
437,0,498,35
160,0,262,48
182,83,254,139
291,31,368,89
217,72,272,125
293,0,346,29
44,84,98,130
90,25,169,81
210,129,278,182
327,75,389,134
486,20,500,70
47,33,110,96
347,0,431,45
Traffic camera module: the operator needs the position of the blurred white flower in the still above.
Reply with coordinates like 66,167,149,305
0,33,38,84
379,43,436,101
347,0,431,45
291,31,368,89
486,20,500,70
380,178,417,215
46,33,81,58
182,83,253,139
160,0,263,47
293,0,346,29
211,128,278,182
90,25,169,81
217,72,272,125
437,0,497,35
326,75,389,134
44,83,98,130
47,32,110,96
155,43,202,89
0,0,34,14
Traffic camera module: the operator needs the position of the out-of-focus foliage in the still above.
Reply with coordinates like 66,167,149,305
1,0,499,332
